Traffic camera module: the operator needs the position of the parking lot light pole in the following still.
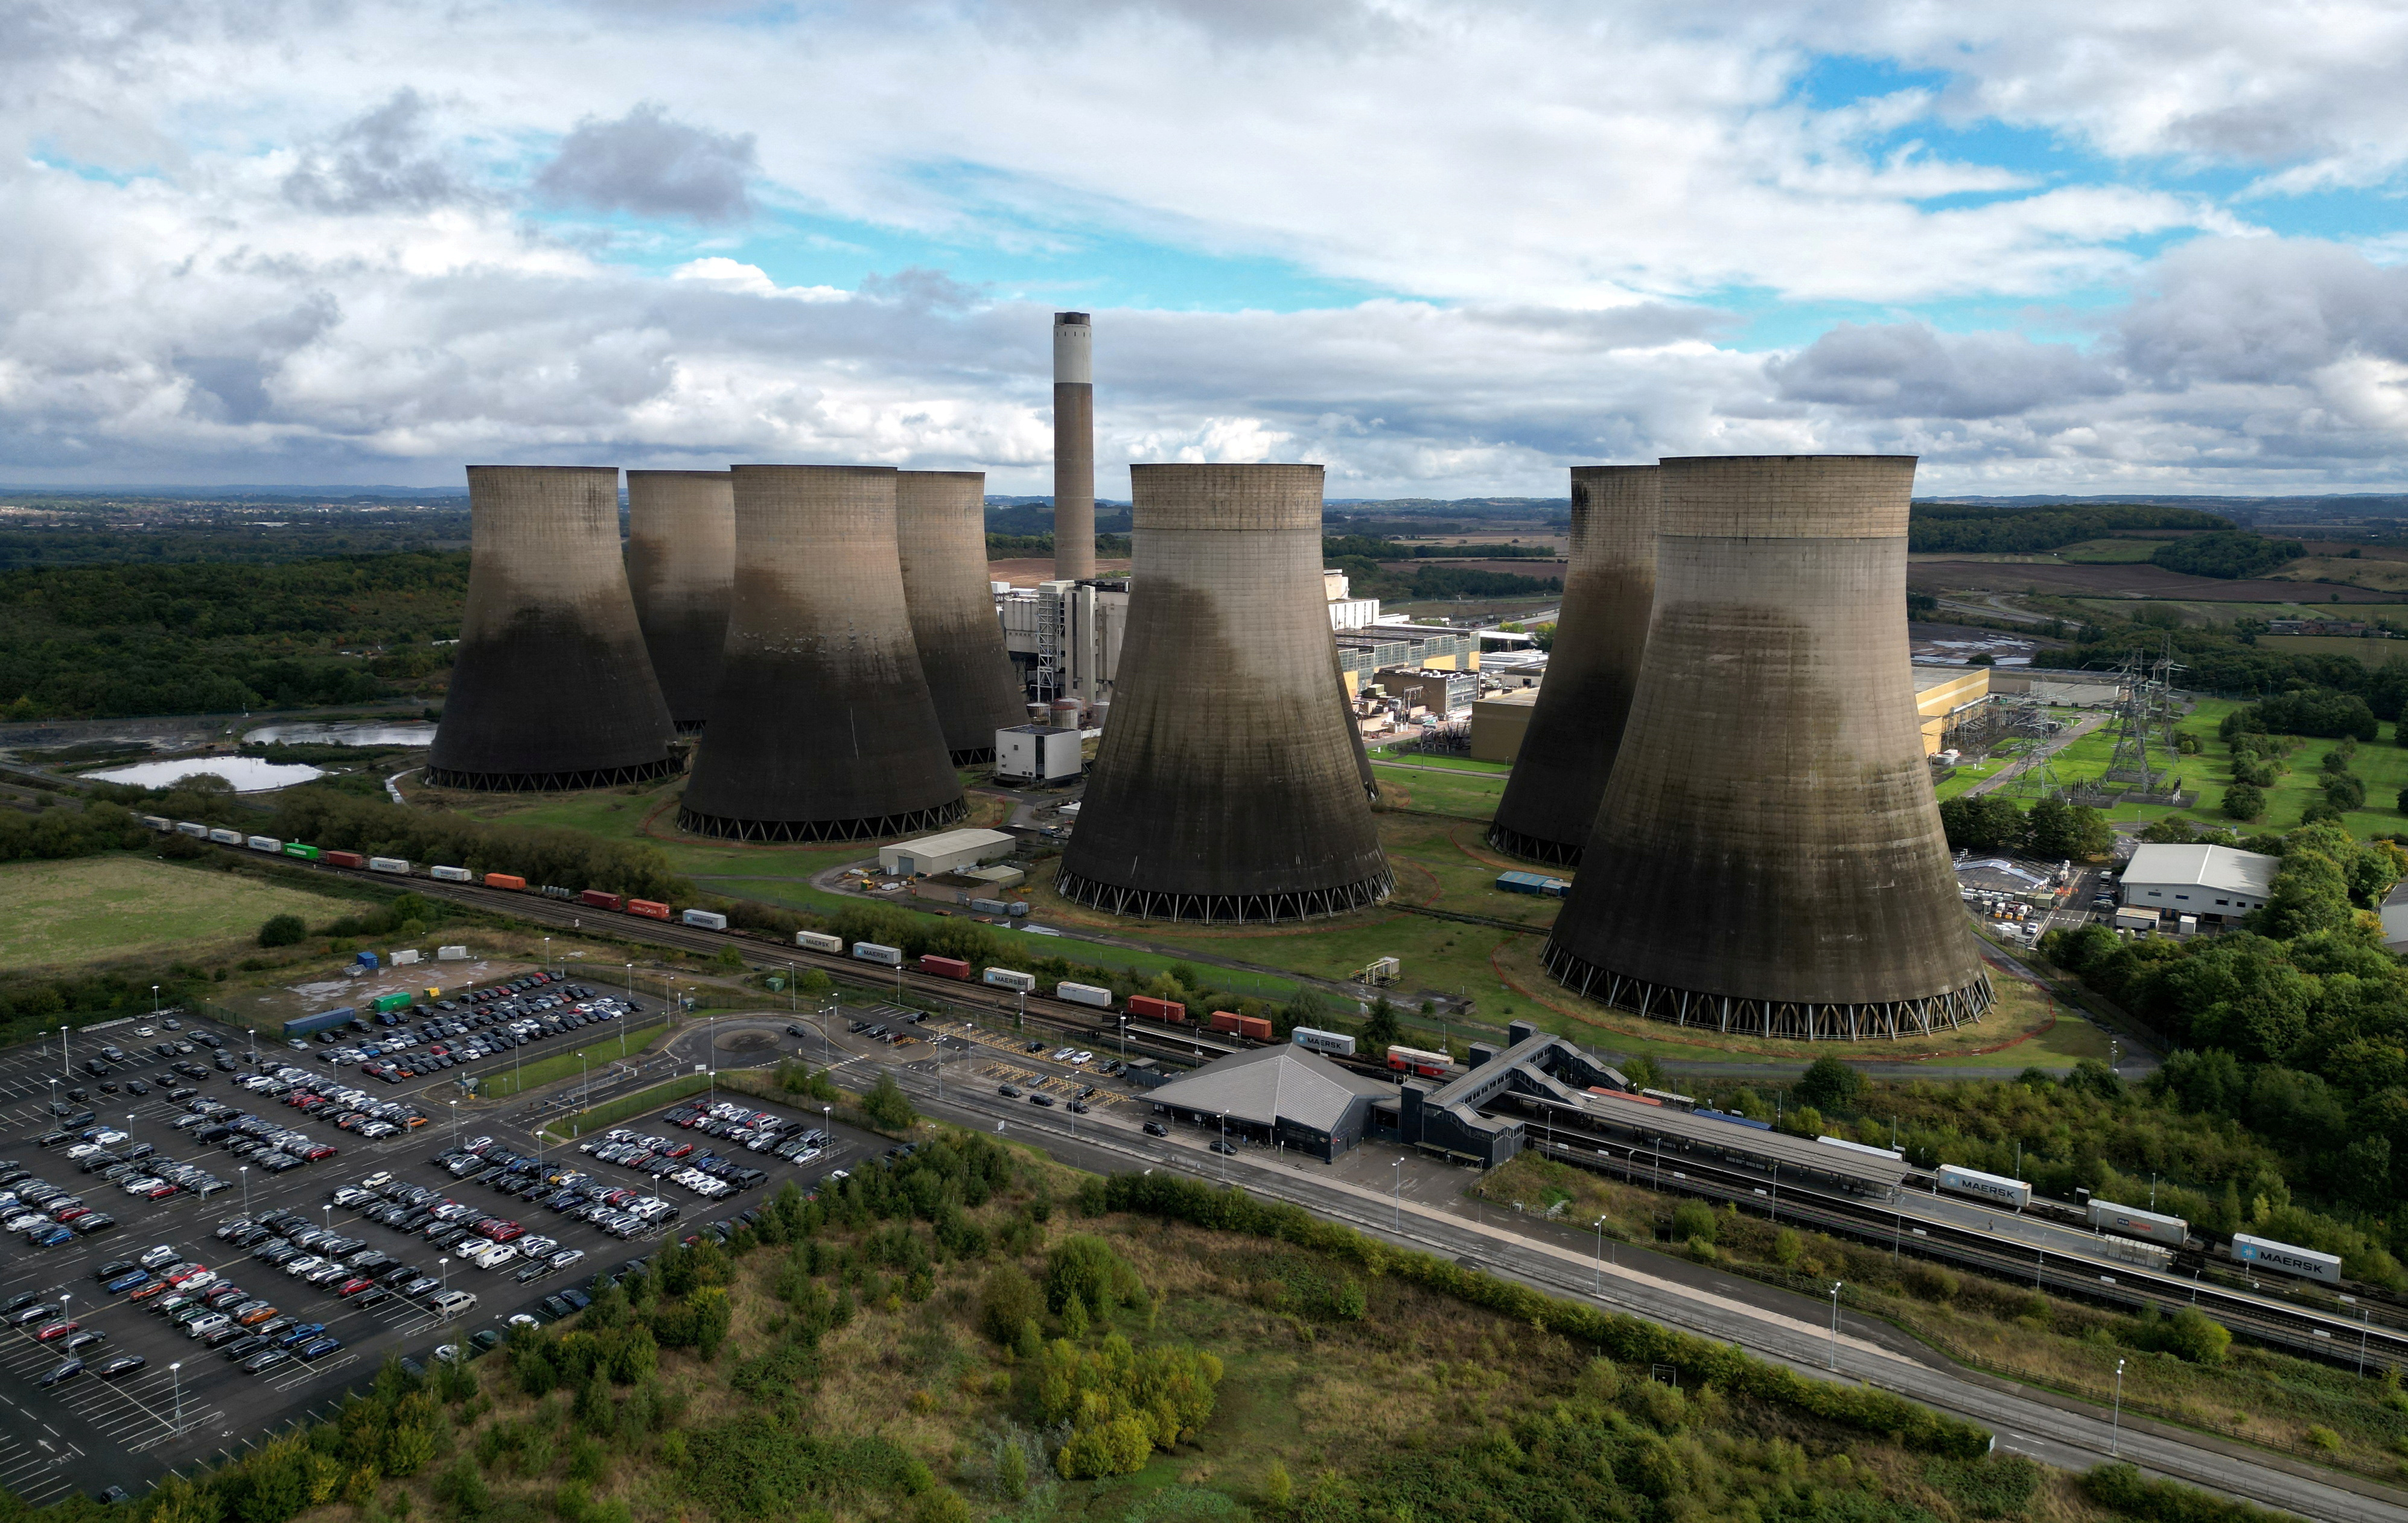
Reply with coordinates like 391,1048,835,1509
1593,1215,1608,1292
1828,1282,1844,1370
238,1165,248,1216
151,985,159,1018
1392,1158,1401,1229
170,1360,182,1434
2110,1357,2126,1455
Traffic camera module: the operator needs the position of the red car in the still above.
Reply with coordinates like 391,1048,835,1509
336,1278,375,1297
483,1221,524,1242
33,1321,80,1342
165,1262,210,1286
127,1279,170,1301
144,1183,179,1200
53,1206,91,1224
302,1146,337,1162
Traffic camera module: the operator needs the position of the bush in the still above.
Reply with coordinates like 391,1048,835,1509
861,1073,917,1132
1044,1234,1147,1316
2222,782,2264,822
258,913,308,948
2081,1461,2299,1521
1793,1055,1865,1112
979,1264,1043,1346
1669,1200,1718,1244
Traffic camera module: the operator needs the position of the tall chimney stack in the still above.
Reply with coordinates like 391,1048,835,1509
1053,311,1095,580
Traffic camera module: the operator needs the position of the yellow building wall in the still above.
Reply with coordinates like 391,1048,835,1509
1915,666,1991,754
1471,689,1539,762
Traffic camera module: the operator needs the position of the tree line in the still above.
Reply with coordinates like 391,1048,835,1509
1907,502,2232,554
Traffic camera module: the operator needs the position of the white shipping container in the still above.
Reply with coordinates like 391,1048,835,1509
430,865,473,883
179,821,212,838
851,941,903,967
2088,1198,2188,1246
436,945,470,961
247,834,281,852
795,931,844,953
1056,981,1113,1009
208,827,242,844
1937,1163,2032,1210
681,909,728,930
1291,1026,1357,1058
982,967,1037,992
391,950,422,966
368,857,410,875
1815,1134,1904,1160
2231,1232,2343,1285
2094,1234,2175,1272
141,815,171,831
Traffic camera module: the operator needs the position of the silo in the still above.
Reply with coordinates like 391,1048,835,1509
625,470,734,733
1053,311,1095,580
896,470,1027,763
1542,455,1991,1039
678,464,966,841
1486,465,1658,864
428,465,681,791
1056,463,1390,922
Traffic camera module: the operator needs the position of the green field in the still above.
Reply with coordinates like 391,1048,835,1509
2056,537,2166,563
471,784,867,915
1365,749,1511,773
1373,761,1507,816
2069,598,2408,627
476,1018,671,1097
0,855,360,971
2261,634,2408,667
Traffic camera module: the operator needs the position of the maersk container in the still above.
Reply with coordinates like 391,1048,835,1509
681,909,728,931
206,828,241,845
1056,981,1112,1009
246,834,281,853
368,857,410,875
1291,1026,1357,1058
851,941,903,967
2089,1198,2188,1247
1937,1164,2031,1210
2231,1232,2343,1285
982,967,1036,992
430,865,473,883
795,931,844,954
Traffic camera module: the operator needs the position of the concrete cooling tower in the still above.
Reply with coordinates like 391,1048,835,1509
625,470,734,733
1053,311,1095,580
896,470,1028,764
428,465,681,792
1542,455,1992,1039
1486,465,1658,865
678,464,966,842
1056,463,1391,922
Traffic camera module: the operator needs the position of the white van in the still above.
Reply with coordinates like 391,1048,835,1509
428,1289,479,1317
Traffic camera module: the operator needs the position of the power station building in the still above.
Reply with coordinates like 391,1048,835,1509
623,469,734,733
678,464,966,841
430,465,682,791
1056,464,1392,922
896,470,1029,762
1543,455,1992,1039
1488,465,1658,865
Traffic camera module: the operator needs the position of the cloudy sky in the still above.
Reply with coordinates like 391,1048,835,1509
4,0,2406,498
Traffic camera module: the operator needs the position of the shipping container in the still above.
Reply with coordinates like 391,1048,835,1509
1640,1088,1697,1111
852,941,903,967
918,954,972,980
1815,1135,1905,1161
1127,995,1186,1024
795,931,844,954
1937,1164,2031,1210
1494,870,1570,897
206,828,241,845
246,834,281,852
1236,1015,1273,1042
355,951,381,971
1387,1045,1452,1078
368,857,410,875
2093,1234,2175,1272
625,899,671,921
1291,1026,1357,1058
372,992,415,1014
325,850,365,869
282,1006,358,1039
436,945,469,960
177,821,211,838
483,872,527,890
1591,1088,1661,1106
578,889,623,911
392,950,421,966
283,843,320,861
1056,981,1113,1009
982,967,1037,992
430,865,473,883
2088,1198,2188,1247
1206,1011,1242,1034
681,909,728,931
140,816,171,831
967,898,1011,915
541,885,576,900
2231,1232,2343,1285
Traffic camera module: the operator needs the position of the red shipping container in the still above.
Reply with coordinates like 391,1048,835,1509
918,955,972,980
1206,1011,1243,1034
626,899,670,921
483,872,527,890
325,851,366,869
1236,1015,1274,1042
578,889,623,911
1127,995,1186,1023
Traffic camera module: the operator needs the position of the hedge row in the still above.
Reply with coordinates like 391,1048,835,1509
2080,1463,2308,1523
1095,1172,1992,1458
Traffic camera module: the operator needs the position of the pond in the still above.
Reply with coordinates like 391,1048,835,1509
86,758,327,793
241,722,439,746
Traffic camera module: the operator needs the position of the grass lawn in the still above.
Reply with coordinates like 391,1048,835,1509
1364,749,1511,773
1372,761,1506,817
2068,598,2408,627
2261,634,2408,667
1933,758,2008,799
476,1018,672,1097
0,854,362,971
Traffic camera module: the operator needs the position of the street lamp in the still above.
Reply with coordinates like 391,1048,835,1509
1828,1282,1844,1370
1392,1158,1402,1230
448,1098,458,1149
1593,1215,1608,1292
543,936,551,973
439,1256,450,1295
151,985,159,1018
170,1360,183,1433
238,1165,249,1216
2110,1357,2126,1455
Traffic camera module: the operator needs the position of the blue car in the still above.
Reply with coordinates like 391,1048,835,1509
296,1336,342,1361
28,1226,74,1248
103,1269,151,1294
276,1323,327,1349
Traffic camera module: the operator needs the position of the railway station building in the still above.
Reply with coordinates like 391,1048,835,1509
1143,1044,1392,1161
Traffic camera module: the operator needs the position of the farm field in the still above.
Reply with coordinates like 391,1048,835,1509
1910,558,2395,602
0,854,359,971
2268,556,2408,593
2054,537,2167,563
2260,634,2408,666
2068,598,2408,627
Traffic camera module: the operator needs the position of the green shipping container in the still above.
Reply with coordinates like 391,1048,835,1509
373,992,414,1014
283,843,320,860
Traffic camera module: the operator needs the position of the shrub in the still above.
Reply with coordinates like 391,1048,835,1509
1793,1055,1865,1112
2222,782,2264,822
1044,1234,1147,1315
979,1263,1043,1346
258,913,307,948
1670,1201,1718,1244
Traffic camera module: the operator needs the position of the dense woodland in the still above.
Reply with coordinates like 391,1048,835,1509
2147,531,2306,580
1906,503,2233,554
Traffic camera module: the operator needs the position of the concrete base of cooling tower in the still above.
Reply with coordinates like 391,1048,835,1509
1054,866,1394,925
676,798,968,844
425,755,685,793
1541,942,1995,1041
1483,821,1584,869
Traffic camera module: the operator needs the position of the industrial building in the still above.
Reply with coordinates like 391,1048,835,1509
1489,465,1659,865
678,465,966,842
1334,624,1479,694
1543,455,1993,1040
1915,665,1992,754
993,724,1084,785
1054,312,1095,580
999,578,1127,711
430,465,682,792
878,828,1014,878
623,469,734,733
1144,1044,1393,1161
1369,666,1477,717
2120,843,2277,928
1470,688,1539,762
897,470,1028,762
1056,463,1393,923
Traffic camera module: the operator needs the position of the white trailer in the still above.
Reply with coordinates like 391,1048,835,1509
2231,1232,2343,1285
368,857,411,875
247,835,282,853
1937,1163,2031,1210
1815,1135,1903,1161
430,865,473,883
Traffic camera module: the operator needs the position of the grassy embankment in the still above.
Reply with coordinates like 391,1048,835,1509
0,854,368,972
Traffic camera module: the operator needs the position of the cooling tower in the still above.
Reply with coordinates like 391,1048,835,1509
625,470,734,733
896,470,1028,764
428,465,681,791
1056,464,1391,922
1486,465,1658,864
1053,311,1095,580
1542,455,1992,1039
677,464,966,841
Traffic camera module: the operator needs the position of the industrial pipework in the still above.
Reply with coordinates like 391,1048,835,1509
1056,462,1392,923
625,469,734,733
1542,455,1992,1039
428,465,681,792
897,470,1030,764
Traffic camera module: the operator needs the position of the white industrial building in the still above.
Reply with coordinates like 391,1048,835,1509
878,828,1016,878
2120,843,2279,929
993,724,1085,785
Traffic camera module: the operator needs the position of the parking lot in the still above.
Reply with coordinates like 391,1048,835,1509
0,1009,880,1503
